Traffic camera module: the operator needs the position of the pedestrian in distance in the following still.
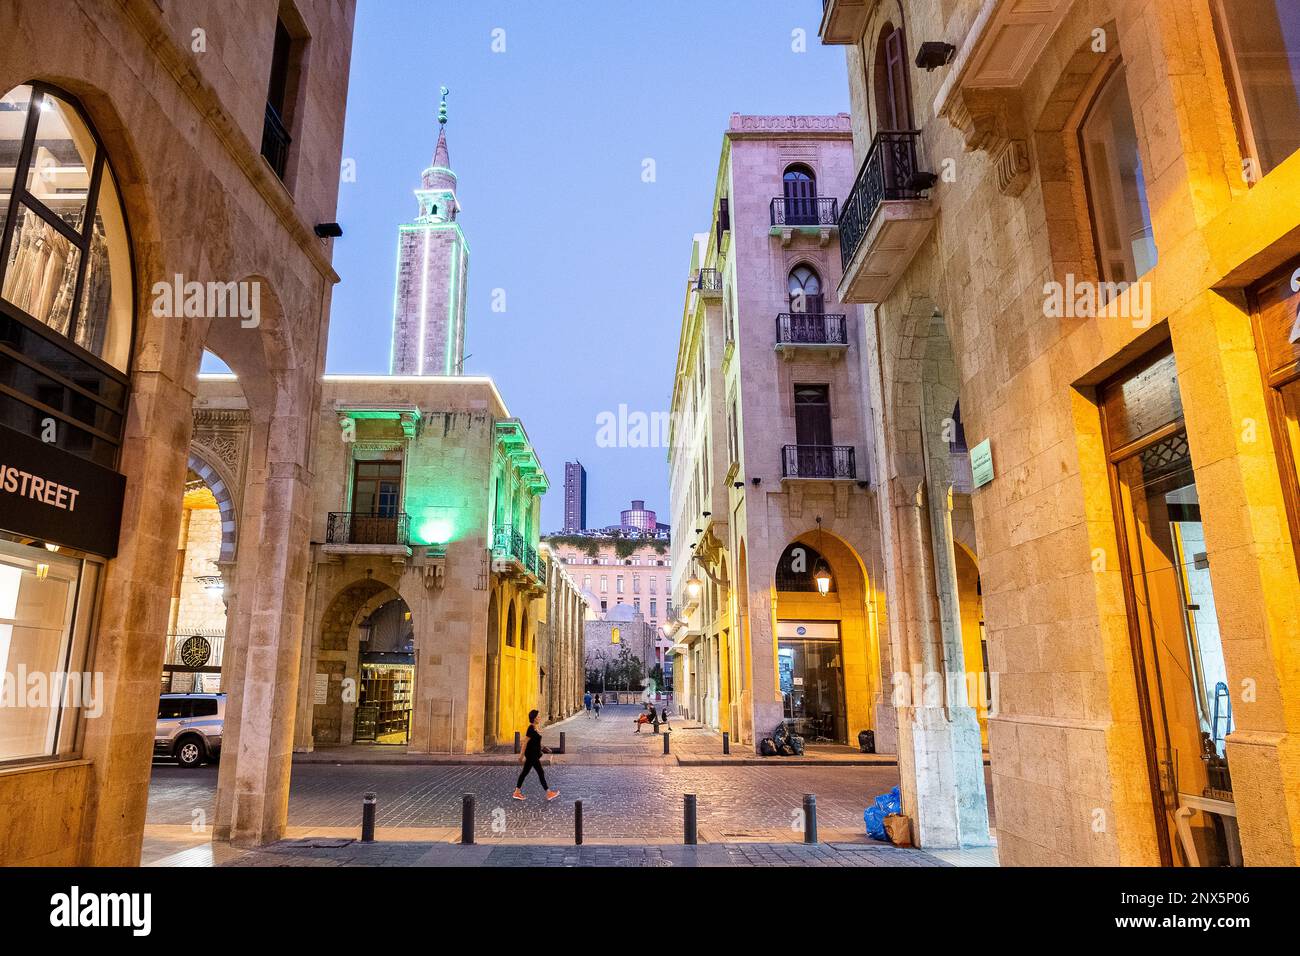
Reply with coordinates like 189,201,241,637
513,709,559,802
593,695,601,719
583,690,592,717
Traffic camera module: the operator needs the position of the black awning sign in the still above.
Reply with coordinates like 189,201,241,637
0,425,126,558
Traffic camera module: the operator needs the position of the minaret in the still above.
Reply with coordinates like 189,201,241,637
390,87,468,375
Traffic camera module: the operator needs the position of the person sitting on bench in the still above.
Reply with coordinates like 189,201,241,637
634,704,654,733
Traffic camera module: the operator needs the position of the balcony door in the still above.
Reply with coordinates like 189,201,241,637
351,460,402,544
873,24,913,132
794,384,833,476
783,165,818,225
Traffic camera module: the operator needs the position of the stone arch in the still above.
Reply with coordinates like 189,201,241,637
186,450,238,563
771,524,879,744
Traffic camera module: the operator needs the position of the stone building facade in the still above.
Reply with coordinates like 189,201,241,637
819,0,1300,865
543,527,672,628
0,0,356,864
664,117,982,775
195,372,581,751
536,548,587,722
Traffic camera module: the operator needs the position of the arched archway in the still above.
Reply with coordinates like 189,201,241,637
309,578,416,745
186,451,238,563
771,526,880,747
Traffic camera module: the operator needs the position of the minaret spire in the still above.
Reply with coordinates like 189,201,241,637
390,83,468,377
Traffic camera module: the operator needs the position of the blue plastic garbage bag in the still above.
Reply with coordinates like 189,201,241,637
863,786,902,841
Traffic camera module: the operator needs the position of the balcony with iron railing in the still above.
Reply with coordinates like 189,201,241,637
695,268,723,297
770,196,840,229
836,129,936,305
775,312,849,354
261,101,291,180
492,524,546,585
781,445,857,480
325,512,410,547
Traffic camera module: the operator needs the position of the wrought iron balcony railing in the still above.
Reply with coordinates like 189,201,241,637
781,445,856,480
776,312,848,346
261,101,292,180
695,268,723,294
492,524,544,581
326,512,410,546
771,196,839,227
839,129,927,270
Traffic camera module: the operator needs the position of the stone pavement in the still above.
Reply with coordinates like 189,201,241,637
151,838,961,867
148,761,916,841
142,702,999,867
293,703,897,767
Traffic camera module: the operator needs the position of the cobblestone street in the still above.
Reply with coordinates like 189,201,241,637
144,705,997,866
148,761,908,840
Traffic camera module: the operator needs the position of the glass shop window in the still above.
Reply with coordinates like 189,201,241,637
1250,257,1300,566
0,537,100,764
1102,347,1237,866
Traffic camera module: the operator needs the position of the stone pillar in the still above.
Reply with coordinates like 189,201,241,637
890,475,991,848
745,557,783,747
78,369,195,865
212,411,314,846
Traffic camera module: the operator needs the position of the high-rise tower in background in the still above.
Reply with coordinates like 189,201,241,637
390,87,468,375
563,461,587,532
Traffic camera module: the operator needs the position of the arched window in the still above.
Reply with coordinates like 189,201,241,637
506,601,517,647
775,542,836,593
1079,62,1157,286
782,164,818,225
0,83,135,470
788,264,824,315
0,84,133,371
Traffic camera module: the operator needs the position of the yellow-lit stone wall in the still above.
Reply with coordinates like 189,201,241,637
833,0,1300,864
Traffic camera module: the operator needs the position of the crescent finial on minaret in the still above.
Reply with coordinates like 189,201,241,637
438,86,449,126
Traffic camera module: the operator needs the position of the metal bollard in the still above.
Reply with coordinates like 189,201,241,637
722,731,730,755
663,731,670,755
461,793,475,845
683,793,698,845
575,800,584,845
513,731,521,754
558,731,566,754
803,793,818,844
361,791,377,843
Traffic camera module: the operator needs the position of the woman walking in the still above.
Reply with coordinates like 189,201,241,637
513,709,559,801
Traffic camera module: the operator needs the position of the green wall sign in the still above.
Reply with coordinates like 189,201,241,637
970,439,994,489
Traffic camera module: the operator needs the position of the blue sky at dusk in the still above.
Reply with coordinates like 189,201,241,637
320,0,850,532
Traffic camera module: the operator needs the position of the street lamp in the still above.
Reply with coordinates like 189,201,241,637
686,574,703,600
813,515,833,596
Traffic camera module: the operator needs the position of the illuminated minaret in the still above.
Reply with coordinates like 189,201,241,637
390,87,468,375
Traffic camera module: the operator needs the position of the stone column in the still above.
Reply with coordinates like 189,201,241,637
77,368,195,865
212,410,315,846
889,475,991,847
